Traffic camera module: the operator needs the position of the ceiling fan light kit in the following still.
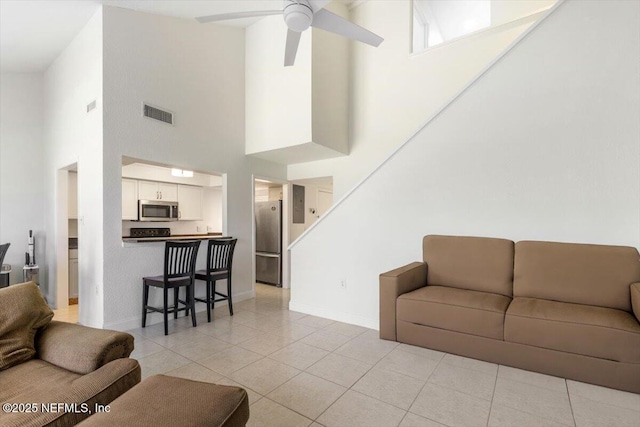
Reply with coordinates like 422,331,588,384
195,0,383,67
284,0,314,32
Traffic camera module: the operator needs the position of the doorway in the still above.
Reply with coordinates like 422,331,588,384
53,165,80,324
253,177,290,289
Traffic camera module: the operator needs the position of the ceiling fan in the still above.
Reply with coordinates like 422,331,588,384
196,0,383,66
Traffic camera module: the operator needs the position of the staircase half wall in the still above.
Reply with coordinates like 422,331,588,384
288,0,640,329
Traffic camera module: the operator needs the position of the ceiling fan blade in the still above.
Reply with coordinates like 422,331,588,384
284,29,302,66
196,10,282,24
308,0,332,13
311,9,383,47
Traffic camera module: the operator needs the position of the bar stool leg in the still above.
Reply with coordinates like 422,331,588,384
206,278,212,323
163,287,169,336
174,288,179,319
189,284,197,327
227,277,233,316
211,280,217,316
142,281,149,328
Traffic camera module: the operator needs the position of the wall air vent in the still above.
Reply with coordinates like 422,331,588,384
143,103,174,125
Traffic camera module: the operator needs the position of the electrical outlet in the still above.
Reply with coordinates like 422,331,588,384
340,279,346,289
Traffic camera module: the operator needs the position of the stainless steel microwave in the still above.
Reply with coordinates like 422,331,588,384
138,200,179,221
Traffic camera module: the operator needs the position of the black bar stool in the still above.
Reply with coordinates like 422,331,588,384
194,238,237,322
142,240,200,335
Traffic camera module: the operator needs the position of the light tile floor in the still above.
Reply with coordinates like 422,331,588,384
52,303,78,323
123,284,640,427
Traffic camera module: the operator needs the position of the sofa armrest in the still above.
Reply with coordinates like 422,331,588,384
379,262,428,341
631,283,640,322
36,321,135,375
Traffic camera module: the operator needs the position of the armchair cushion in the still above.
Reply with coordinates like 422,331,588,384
36,321,135,375
0,282,53,370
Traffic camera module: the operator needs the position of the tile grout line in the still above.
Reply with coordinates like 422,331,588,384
486,364,500,426
566,380,577,427
403,351,447,423
269,369,350,423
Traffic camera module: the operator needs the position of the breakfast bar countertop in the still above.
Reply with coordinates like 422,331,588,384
122,233,225,243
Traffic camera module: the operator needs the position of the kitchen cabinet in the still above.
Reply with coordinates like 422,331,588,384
68,172,78,219
178,185,203,221
122,179,138,220
138,181,177,202
69,249,78,299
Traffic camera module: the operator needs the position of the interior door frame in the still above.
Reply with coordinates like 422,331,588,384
252,175,291,290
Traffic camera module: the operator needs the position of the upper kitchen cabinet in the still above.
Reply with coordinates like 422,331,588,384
122,178,138,220
138,180,177,202
68,171,78,219
245,2,348,165
177,185,203,221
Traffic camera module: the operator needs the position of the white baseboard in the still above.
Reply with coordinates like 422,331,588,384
289,299,378,330
104,289,256,331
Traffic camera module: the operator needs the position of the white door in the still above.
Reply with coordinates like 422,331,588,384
317,190,333,218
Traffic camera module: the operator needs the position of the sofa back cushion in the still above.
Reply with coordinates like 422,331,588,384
423,235,515,297
514,241,640,311
0,282,53,370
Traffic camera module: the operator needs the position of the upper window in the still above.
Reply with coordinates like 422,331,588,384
412,0,556,53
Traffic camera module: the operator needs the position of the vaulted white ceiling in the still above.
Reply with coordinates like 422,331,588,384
0,0,286,73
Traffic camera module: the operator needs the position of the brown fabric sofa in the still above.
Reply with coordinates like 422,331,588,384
380,235,640,393
0,320,140,427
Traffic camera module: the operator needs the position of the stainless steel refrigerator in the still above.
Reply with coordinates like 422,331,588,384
255,200,282,286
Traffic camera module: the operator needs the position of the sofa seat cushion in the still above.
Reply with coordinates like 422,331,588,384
397,285,511,340
505,297,640,363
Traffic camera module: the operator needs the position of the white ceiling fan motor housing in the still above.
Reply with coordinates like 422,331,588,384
283,0,314,32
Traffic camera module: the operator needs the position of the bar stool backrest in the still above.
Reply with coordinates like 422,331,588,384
206,239,237,275
0,243,9,266
165,241,200,280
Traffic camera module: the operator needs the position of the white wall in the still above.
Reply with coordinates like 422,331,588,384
203,186,223,233
492,0,556,25
43,9,103,324
0,73,45,285
289,0,640,329
288,0,545,198
245,2,349,159
101,6,286,330
245,15,313,154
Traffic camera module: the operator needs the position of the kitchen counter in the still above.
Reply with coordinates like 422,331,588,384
122,233,226,243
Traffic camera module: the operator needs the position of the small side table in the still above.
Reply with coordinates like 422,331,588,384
0,264,11,288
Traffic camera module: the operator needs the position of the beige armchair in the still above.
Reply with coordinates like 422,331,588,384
0,283,140,427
